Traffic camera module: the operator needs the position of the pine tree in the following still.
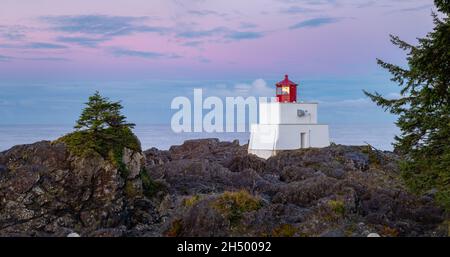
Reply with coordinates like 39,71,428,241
75,91,135,132
364,0,450,210
60,91,140,158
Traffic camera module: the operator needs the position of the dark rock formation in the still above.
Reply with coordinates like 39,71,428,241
0,138,446,237
0,141,157,236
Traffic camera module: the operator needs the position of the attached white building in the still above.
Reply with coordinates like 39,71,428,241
248,75,329,159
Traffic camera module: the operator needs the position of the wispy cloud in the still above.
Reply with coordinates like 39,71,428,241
0,25,28,41
23,57,69,61
176,27,226,38
281,6,319,14
226,31,264,40
42,15,168,37
197,56,211,63
277,0,338,6
26,42,68,49
56,36,108,47
395,4,433,13
177,27,264,41
182,41,203,47
0,54,13,62
239,22,258,29
289,17,343,29
109,47,181,59
188,10,226,17
0,42,67,49
209,79,273,97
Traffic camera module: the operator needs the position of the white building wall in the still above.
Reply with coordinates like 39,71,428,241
249,101,329,159
259,102,318,124
249,124,329,150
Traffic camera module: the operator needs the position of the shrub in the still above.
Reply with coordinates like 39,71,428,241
212,190,262,226
183,195,202,207
166,219,183,237
272,224,298,237
328,199,345,216
139,168,165,198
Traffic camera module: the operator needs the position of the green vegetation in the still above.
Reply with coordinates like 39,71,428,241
166,219,184,237
59,91,140,157
57,91,141,178
212,190,262,227
381,226,399,237
364,1,450,211
140,168,166,198
272,224,298,237
361,145,382,168
328,199,345,216
183,195,202,207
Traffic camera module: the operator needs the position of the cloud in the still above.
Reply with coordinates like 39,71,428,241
210,79,273,97
56,36,108,47
26,42,68,49
225,31,264,40
289,17,343,29
177,27,264,41
109,47,181,59
0,42,68,49
176,27,226,38
240,22,258,29
197,56,211,63
188,10,226,17
182,41,203,47
0,25,28,41
395,4,433,12
23,57,69,61
277,0,338,6
281,6,319,14
42,15,168,37
0,54,13,62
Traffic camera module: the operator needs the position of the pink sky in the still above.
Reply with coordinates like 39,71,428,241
0,0,437,80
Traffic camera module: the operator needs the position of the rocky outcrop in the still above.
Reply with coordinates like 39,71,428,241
144,140,446,237
0,141,157,236
0,138,447,237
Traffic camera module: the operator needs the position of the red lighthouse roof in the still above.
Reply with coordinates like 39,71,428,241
275,74,298,103
276,74,298,87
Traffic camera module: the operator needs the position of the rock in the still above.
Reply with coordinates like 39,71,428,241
320,229,346,237
0,164,7,174
67,232,80,237
122,148,145,179
0,139,446,237
0,141,155,236
343,152,369,171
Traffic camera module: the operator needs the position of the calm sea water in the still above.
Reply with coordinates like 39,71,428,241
0,124,400,152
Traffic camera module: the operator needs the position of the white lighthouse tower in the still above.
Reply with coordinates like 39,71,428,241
248,75,330,159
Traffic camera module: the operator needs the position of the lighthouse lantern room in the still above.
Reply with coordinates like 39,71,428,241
276,75,297,103
248,75,330,159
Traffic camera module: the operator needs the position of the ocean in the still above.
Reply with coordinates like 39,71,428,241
0,123,400,152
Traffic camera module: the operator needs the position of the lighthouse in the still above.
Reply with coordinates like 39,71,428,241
248,75,330,159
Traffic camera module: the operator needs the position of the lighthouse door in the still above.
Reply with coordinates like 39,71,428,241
300,133,306,148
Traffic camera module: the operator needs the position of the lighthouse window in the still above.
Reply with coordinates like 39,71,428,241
276,87,282,95
282,86,290,95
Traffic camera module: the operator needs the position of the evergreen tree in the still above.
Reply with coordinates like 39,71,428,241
75,91,135,132
364,0,450,209
60,91,140,159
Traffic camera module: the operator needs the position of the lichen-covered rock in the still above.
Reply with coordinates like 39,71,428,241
0,141,156,236
0,139,446,237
